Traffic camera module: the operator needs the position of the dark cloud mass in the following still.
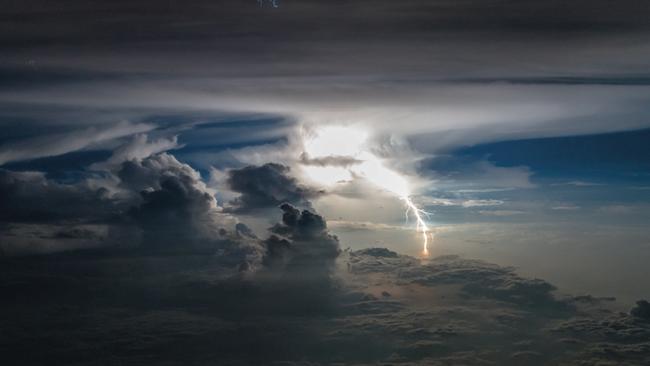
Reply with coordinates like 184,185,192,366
263,203,341,275
124,155,223,252
2,246,649,365
631,300,650,320
0,147,262,259
226,163,321,212
0,169,114,223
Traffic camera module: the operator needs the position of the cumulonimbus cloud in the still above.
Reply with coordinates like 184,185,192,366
225,163,323,213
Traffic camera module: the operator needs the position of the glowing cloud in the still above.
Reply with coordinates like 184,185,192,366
301,125,431,255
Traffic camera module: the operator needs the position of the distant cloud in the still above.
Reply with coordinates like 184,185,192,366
417,196,504,208
630,300,650,320
551,204,581,210
327,220,407,232
2,239,650,364
552,180,605,187
0,169,115,224
461,199,505,207
478,210,526,216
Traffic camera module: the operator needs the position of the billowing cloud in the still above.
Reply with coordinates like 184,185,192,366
225,163,322,213
0,140,262,259
263,203,341,278
121,153,227,252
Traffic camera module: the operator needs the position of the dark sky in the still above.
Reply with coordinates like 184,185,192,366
3,1,650,77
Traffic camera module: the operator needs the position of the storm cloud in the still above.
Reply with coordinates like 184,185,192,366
2,245,649,365
0,169,114,224
1,1,650,365
263,203,341,275
226,163,321,212
0,139,260,259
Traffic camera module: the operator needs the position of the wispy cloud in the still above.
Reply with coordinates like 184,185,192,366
0,121,154,165
552,180,605,187
417,197,504,208
478,210,526,216
551,204,581,211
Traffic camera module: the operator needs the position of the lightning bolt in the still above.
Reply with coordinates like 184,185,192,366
403,196,431,256
302,125,433,256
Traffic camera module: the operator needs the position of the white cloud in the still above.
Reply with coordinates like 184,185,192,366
478,210,526,216
551,204,581,210
416,197,504,208
91,134,181,169
462,199,505,208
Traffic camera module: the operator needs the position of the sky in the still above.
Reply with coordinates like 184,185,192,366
2,1,650,365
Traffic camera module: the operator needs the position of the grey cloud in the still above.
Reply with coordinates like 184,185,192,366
117,152,209,196
343,249,650,365
226,163,322,213
0,169,116,224
347,247,420,274
52,227,103,240
580,342,650,365
0,223,112,256
553,314,650,343
350,249,565,310
0,150,265,260
126,163,219,252
2,245,650,365
449,75,650,86
263,203,341,276
115,153,263,259
300,153,362,167
631,300,650,320
552,312,650,364
235,222,257,239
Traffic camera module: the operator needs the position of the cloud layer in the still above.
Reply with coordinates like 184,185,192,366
2,245,649,365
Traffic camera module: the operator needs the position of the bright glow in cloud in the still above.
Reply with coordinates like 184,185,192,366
301,165,352,186
301,125,432,255
303,126,368,159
